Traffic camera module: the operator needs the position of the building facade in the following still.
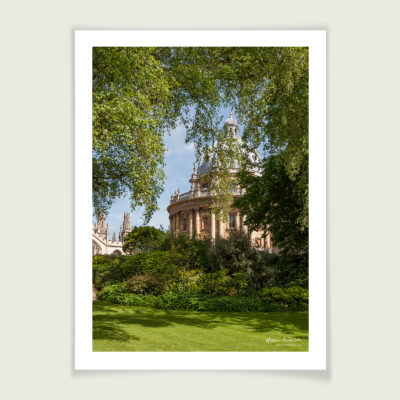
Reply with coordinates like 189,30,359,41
167,114,274,252
92,211,131,255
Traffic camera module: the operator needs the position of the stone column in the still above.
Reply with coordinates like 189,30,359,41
250,231,256,246
267,232,272,251
241,214,248,235
176,212,180,236
195,208,201,239
219,219,225,239
235,212,240,231
211,211,216,242
169,215,173,233
189,210,193,237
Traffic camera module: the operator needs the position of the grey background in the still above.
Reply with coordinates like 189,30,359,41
1,0,399,399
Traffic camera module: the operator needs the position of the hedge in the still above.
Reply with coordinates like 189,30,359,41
93,252,185,289
97,284,308,312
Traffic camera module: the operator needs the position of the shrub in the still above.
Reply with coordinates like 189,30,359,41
93,255,125,289
98,284,157,307
206,231,254,274
199,270,248,296
93,251,185,289
262,286,308,309
274,254,308,288
122,226,165,254
126,274,166,295
166,269,203,292
98,286,308,312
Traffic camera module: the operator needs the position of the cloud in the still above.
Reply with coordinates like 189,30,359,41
165,125,195,156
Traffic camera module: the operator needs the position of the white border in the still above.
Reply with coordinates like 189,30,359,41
75,30,326,370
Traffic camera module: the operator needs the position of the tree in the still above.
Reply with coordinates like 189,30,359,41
158,47,309,228
92,47,178,222
93,47,309,239
122,226,165,254
234,155,308,255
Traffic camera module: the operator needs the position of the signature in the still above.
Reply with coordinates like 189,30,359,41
265,337,302,344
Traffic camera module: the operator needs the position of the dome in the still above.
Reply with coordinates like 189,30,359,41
225,112,238,127
197,150,261,175
197,114,262,175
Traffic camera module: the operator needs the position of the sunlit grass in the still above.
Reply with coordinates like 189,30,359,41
93,301,308,352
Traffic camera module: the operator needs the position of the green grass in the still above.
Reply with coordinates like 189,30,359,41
93,301,308,351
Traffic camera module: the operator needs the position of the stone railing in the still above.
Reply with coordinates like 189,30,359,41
170,187,244,204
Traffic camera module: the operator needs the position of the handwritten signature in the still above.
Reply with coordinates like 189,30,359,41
265,337,302,344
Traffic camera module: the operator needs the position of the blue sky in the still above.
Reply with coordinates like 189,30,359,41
101,123,197,237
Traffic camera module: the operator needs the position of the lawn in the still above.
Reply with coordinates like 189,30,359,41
93,301,308,351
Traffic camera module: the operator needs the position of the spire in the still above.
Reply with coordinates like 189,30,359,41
112,232,116,242
123,212,131,233
97,210,106,234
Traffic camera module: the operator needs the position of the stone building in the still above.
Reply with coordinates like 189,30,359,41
92,211,131,255
167,114,274,252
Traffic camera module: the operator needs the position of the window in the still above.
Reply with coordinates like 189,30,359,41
229,214,236,229
202,183,209,189
183,218,188,231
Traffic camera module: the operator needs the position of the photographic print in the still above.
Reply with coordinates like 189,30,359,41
75,30,326,369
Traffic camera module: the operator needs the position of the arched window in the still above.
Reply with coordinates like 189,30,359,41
183,218,188,231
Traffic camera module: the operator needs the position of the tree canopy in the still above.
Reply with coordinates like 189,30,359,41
235,155,308,254
122,226,165,254
93,47,309,251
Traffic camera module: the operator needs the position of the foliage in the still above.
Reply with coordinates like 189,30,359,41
97,283,157,307
126,274,166,295
274,254,309,288
93,47,309,231
166,269,204,292
158,233,211,269
262,286,308,309
199,270,248,296
235,155,308,254
92,255,125,290
122,226,165,254
92,47,178,221
157,47,308,225
93,252,181,289
206,231,253,273
97,285,308,312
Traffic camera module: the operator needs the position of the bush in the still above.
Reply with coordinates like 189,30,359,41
93,251,186,289
126,274,166,295
93,255,125,289
274,254,308,288
206,231,254,274
97,284,157,307
98,286,308,312
166,269,203,292
262,286,308,309
122,226,165,254
199,270,248,296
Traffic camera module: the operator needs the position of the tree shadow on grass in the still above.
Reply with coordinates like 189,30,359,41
93,302,308,338
93,323,139,342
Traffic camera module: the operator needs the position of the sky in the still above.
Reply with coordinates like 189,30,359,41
97,109,258,239
101,123,196,237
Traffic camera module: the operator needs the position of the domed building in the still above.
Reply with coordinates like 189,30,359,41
167,113,274,252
